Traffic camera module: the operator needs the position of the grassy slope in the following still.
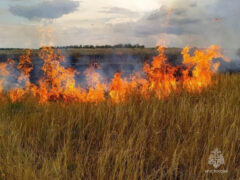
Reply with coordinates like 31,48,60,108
0,74,239,179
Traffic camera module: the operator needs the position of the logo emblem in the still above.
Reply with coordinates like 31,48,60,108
208,148,225,169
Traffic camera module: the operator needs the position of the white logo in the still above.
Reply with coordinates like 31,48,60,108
205,148,228,174
208,148,225,169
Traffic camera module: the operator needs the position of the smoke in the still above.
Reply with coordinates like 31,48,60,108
170,0,240,51
0,61,24,91
63,53,146,88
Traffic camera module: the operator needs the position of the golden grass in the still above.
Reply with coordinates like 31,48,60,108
0,74,239,179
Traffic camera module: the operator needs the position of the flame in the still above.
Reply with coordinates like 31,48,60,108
181,45,229,92
17,50,33,86
0,59,15,93
109,72,138,103
35,46,83,103
9,50,34,102
143,46,177,99
0,80,3,97
83,64,106,103
9,89,25,103
0,44,229,104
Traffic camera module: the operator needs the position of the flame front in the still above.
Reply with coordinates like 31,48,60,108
0,45,229,104
143,46,177,99
182,45,229,92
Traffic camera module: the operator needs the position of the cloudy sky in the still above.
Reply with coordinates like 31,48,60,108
0,0,239,49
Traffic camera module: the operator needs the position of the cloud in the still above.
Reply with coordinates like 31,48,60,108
146,8,168,21
2,0,240,52
100,7,138,16
112,5,202,39
0,24,41,48
9,0,79,20
109,0,240,50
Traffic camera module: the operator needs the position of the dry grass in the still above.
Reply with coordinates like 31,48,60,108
0,74,239,179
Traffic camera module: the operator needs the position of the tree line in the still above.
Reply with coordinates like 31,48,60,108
52,44,145,49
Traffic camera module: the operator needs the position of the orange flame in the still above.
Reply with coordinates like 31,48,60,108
182,45,229,92
143,46,177,99
9,50,33,102
109,72,138,103
0,44,229,104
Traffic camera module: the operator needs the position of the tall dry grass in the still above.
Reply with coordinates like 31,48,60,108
0,74,239,179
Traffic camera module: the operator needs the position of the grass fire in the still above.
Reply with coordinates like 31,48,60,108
0,0,240,179
0,45,229,104
0,44,239,179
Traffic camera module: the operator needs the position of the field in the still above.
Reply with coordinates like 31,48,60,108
0,47,181,56
0,73,239,179
0,47,181,64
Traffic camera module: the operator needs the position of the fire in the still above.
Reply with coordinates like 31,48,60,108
84,65,106,103
0,59,16,100
0,80,3,99
109,72,138,103
9,50,33,102
9,89,25,103
143,46,177,99
0,44,229,104
36,46,84,103
181,45,229,92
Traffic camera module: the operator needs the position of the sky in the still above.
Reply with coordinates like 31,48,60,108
0,0,240,50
